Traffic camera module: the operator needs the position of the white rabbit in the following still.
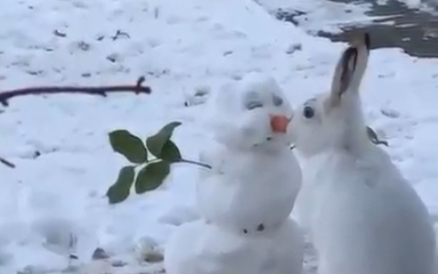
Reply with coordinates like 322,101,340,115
291,33,437,274
164,218,304,274
197,72,302,234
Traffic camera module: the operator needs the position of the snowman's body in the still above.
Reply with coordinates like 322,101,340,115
164,73,304,274
197,143,301,233
165,218,303,274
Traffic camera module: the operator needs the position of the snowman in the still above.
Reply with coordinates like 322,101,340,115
164,72,304,274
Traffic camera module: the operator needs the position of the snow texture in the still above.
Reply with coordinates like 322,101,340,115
0,0,437,273
165,218,304,274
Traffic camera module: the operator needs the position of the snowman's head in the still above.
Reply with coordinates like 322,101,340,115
209,73,294,152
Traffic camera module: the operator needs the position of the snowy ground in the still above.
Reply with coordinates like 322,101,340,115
0,0,437,273
256,0,437,36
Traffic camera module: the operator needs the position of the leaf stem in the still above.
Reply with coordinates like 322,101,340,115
148,157,212,169
178,159,212,169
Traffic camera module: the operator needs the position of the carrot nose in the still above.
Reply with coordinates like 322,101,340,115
270,115,289,133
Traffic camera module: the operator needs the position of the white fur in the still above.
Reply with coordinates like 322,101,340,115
197,72,302,232
164,218,304,274
291,35,437,274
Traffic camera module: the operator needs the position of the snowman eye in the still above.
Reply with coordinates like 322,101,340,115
246,101,263,110
272,95,283,106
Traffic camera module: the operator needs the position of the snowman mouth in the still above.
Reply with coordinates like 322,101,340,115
252,136,278,148
252,137,272,148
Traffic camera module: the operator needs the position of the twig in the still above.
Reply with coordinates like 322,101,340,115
112,30,130,41
53,29,67,38
0,76,151,106
375,140,389,147
0,156,15,168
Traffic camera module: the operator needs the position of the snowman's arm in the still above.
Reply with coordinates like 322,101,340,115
198,150,214,181
198,147,225,175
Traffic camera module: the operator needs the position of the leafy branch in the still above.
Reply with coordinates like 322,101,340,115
0,76,151,169
106,122,210,204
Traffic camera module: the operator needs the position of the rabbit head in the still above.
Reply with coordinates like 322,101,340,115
209,72,294,152
290,33,371,158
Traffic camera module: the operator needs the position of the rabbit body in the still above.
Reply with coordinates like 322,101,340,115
291,34,437,274
295,146,437,274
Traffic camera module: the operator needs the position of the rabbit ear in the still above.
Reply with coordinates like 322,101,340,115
329,33,370,105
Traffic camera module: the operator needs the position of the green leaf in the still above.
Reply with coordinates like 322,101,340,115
109,130,147,163
106,166,135,204
135,161,170,194
160,140,182,162
146,122,182,159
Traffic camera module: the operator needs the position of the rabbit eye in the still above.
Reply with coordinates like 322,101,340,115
303,106,315,119
272,95,283,106
246,101,263,110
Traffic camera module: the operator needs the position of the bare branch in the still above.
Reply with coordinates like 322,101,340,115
0,76,151,107
112,30,130,41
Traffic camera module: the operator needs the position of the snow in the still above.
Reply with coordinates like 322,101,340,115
255,0,373,34
398,0,438,10
0,0,436,273
256,0,437,34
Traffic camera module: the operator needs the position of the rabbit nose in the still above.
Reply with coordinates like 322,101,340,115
270,115,289,133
